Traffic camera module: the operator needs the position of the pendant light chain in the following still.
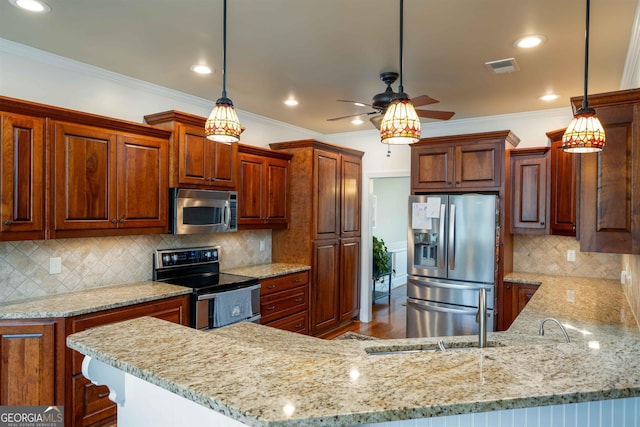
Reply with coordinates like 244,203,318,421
398,0,404,95
221,0,228,99
581,0,590,111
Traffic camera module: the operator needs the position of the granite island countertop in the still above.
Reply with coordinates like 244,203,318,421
66,274,640,426
224,263,310,279
0,281,191,319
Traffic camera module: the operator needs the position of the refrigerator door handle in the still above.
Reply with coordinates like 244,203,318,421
409,276,493,291
438,203,446,269
448,204,456,270
407,298,479,315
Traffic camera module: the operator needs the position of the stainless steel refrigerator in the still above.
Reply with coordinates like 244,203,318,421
406,193,497,338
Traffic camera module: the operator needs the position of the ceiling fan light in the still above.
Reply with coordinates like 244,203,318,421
380,99,421,144
205,97,242,142
561,108,605,153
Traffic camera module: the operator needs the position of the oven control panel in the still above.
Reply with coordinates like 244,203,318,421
154,246,220,268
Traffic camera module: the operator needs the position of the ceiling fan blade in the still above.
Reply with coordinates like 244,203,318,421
327,111,378,122
337,99,373,108
410,95,440,107
416,109,455,120
370,115,384,130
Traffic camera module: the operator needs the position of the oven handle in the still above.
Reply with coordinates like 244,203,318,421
196,283,261,301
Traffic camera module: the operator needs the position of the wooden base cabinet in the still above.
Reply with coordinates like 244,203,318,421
501,281,538,330
270,140,363,336
260,271,310,334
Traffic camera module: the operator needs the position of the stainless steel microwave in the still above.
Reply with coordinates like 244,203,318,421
169,188,238,234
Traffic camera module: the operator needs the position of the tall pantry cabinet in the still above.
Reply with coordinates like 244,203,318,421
270,140,363,336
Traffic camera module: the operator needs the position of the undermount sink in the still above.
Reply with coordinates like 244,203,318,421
365,340,505,356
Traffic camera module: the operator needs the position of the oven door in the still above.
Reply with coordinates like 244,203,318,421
195,284,261,330
169,188,237,234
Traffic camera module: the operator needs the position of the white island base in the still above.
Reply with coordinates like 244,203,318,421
83,355,640,427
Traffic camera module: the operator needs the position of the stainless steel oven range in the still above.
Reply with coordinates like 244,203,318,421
153,246,260,330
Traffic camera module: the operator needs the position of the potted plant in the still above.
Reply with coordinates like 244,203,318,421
372,236,394,282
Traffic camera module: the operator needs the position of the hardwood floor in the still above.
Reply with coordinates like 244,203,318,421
322,284,407,340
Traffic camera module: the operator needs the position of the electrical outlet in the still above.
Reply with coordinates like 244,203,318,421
49,257,62,275
566,289,575,303
567,250,576,262
621,271,628,285
259,240,265,251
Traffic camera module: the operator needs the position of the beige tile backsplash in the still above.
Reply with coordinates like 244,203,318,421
0,231,272,303
513,234,620,279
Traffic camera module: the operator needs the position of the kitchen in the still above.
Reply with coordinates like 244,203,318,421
1,0,640,426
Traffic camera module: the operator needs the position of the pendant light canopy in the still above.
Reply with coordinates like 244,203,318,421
380,0,421,145
205,0,242,143
561,0,605,153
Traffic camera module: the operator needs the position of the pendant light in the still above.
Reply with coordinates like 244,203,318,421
380,0,421,145
561,0,605,153
205,0,242,143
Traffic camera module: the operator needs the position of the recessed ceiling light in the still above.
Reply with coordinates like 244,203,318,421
283,98,299,107
8,0,50,12
514,35,546,49
351,118,364,125
190,64,212,75
539,93,560,101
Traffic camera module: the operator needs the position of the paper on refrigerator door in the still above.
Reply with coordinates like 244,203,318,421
412,197,441,230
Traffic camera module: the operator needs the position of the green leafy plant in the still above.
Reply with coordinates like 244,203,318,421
373,236,394,283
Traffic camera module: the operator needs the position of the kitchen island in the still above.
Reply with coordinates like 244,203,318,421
67,275,640,427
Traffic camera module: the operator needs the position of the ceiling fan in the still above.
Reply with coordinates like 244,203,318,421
327,72,455,129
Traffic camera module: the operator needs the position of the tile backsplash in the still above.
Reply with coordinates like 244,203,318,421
0,231,272,303
513,234,620,279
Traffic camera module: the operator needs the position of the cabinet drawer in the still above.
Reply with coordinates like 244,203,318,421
260,286,308,323
260,271,309,296
265,311,309,334
72,374,115,427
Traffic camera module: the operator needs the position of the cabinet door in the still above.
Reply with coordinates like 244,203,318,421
265,157,289,224
579,103,637,253
238,154,264,225
314,150,340,238
211,140,237,188
0,321,56,406
116,134,168,229
52,121,117,230
511,150,549,234
455,141,502,189
411,145,455,190
339,237,361,321
178,124,210,186
0,113,45,240
311,239,340,334
550,141,578,236
341,153,361,237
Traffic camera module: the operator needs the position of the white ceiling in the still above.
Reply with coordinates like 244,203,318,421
0,0,637,134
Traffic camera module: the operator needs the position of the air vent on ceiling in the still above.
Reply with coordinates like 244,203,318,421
485,57,520,74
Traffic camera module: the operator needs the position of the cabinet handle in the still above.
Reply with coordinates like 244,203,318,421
505,284,511,289
266,305,276,310
4,220,11,225
294,278,301,283
572,223,576,231
293,298,303,303
97,391,110,399
119,218,125,223
267,284,276,289
111,219,117,224
294,323,302,328
456,181,460,184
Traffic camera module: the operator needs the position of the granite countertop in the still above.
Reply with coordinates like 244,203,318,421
0,281,191,319
224,263,311,279
66,274,640,426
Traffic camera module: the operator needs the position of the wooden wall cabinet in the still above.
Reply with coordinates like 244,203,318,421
510,148,550,234
572,89,640,254
547,129,578,237
270,140,363,336
237,144,291,229
51,121,168,237
259,270,310,334
501,280,538,330
411,135,516,191
0,319,64,406
0,112,46,241
144,110,237,190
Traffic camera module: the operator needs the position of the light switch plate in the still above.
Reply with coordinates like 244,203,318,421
621,271,627,285
567,250,576,262
49,257,62,275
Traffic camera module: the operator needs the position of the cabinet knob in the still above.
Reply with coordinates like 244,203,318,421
4,220,11,225
266,305,276,310
540,222,545,226
294,298,303,303
447,181,452,185
572,223,576,231
119,218,125,223
111,219,117,224
456,181,460,184
267,284,276,289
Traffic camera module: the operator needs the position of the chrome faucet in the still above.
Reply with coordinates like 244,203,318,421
477,288,487,348
539,318,571,343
